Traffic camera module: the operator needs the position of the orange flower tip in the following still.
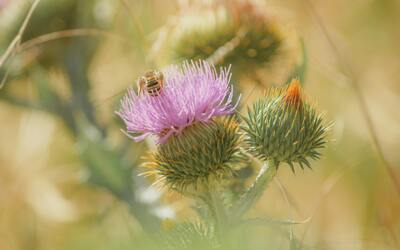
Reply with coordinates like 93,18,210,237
284,79,303,106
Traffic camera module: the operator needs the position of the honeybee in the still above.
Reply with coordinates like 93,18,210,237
137,70,164,96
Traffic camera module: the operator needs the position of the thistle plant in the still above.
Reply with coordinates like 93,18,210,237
118,60,331,248
117,61,242,191
0,1,329,246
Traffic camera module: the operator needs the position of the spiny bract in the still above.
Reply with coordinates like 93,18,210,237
145,117,243,192
242,79,329,171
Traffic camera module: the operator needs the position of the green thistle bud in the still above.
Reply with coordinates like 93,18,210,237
242,79,330,171
169,0,284,71
145,117,243,192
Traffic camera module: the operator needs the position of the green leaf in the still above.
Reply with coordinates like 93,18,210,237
240,217,311,227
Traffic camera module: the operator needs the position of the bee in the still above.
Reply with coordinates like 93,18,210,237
137,70,164,96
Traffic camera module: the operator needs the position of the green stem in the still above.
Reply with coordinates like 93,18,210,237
231,160,278,220
203,183,227,238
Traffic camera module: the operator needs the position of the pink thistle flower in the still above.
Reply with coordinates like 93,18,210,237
117,60,239,144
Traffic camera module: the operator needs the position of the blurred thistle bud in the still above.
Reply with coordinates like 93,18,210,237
146,117,243,191
167,0,292,75
242,79,330,171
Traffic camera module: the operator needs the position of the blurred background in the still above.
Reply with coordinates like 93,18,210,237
0,0,399,249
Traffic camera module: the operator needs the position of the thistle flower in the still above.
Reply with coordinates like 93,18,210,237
242,79,330,171
117,60,239,144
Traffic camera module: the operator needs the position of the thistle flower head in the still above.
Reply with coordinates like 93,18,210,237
145,117,243,191
242,79,330,171
117,60,238,143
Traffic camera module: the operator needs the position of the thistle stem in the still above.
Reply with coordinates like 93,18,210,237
231,160,278,220
203,183,228,238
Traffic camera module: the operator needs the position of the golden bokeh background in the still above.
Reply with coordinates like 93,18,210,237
0,0,399,249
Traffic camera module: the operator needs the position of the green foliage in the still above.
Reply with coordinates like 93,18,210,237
0,0,110,68
242,87,329,171
78,133,132,198
147,117,244,192
163,222,215,250
77,123,162,232
230,161,278,219
224,163,256,203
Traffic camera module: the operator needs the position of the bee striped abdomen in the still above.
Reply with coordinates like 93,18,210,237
137,70,164,97
146,78,162,96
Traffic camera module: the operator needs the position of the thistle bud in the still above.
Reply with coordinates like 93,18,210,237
145,118,243,192
168,0,284,72
242,79,330,171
